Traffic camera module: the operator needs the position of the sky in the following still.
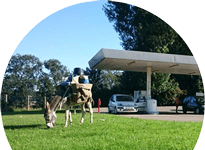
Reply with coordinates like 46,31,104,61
13,0,123,72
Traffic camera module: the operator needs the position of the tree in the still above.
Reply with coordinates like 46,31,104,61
1,54,43,108
100,70,121,90
103,1,189,105
119,72,146,94
168,35,192,55
151,73,179,105
1,55,72,110
86,68,122,106
103,2,179,53
36,73,54,107
44,59,70,93
86,68,107,106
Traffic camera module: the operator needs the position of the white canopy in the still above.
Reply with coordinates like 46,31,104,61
89,49,200,75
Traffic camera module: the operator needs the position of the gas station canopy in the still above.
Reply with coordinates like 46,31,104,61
89,49,200,75
89,48,200,113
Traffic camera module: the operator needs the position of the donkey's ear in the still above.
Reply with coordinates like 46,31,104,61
44,98,47,110
46,101,51,112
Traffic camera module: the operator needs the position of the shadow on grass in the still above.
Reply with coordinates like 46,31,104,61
103,109,204,115
1,110,44,116
1,109,83,116
4,124,42,130
98,111,179,115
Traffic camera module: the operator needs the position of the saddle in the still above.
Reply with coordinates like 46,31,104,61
70,83,93,104
56,75,93,106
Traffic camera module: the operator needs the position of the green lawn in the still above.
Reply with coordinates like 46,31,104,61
1,110,203,150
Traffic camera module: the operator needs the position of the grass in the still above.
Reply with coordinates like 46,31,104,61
2,110,203,150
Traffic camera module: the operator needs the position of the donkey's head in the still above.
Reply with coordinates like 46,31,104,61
44,101,57,128
44,96,62,128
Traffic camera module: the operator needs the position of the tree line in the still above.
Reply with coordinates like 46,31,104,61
0,53,203,111
0,54,70,111
1,1,203,111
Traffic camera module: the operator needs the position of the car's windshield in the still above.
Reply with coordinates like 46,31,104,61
116,96,133,101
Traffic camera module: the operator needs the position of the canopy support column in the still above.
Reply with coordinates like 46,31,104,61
146,66,158,114
146,66,152,99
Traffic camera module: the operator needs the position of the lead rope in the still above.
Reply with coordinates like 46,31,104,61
62,86,70,98
56,86,71,110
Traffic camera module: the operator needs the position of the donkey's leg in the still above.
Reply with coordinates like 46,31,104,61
59,102,62,110
80,103,86,124
65,105,71,127
65,111,69,127
69,108,72,125
86,101,93,124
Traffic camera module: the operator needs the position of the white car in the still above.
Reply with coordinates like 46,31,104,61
108,94,138,114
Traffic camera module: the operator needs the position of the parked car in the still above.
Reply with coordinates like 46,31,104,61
108,94,138,114
182,96,204,114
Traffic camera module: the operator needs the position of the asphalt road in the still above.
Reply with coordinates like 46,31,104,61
93,106,204,122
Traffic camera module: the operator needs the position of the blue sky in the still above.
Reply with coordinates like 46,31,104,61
14,0,122,72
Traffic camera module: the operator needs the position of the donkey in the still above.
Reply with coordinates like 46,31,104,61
44,83,94,128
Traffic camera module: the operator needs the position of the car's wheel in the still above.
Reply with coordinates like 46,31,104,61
108,107,111,114
114,107,118,114
195,108,200,114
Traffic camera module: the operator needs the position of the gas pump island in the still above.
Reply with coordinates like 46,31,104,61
89,49,200,114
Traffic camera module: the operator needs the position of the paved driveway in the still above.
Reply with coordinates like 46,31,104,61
94,106,204,122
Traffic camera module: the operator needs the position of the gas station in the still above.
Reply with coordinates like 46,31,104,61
89,48,200,114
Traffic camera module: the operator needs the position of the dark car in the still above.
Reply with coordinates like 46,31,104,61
182,96,204,114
